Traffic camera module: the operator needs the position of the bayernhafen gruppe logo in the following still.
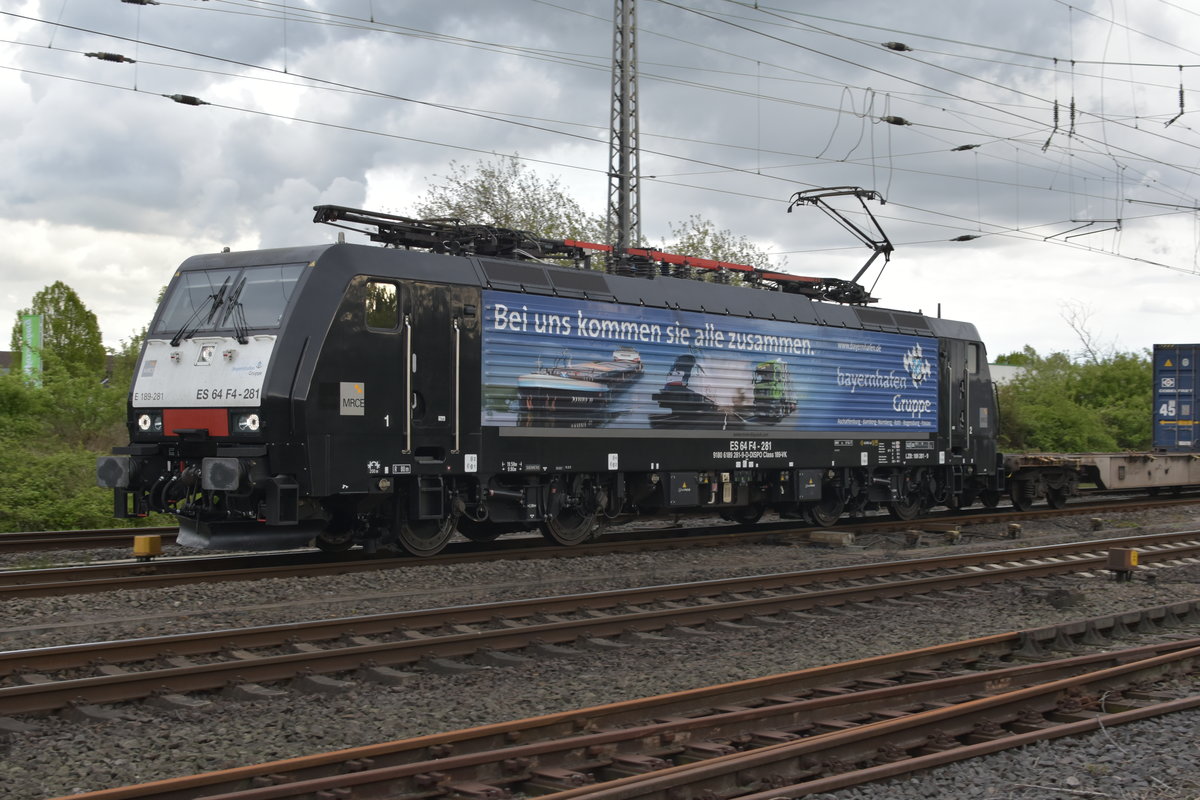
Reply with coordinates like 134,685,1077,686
903,342,932,388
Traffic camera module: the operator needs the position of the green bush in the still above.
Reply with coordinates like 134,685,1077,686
0,370,168,533
996,346,1151,453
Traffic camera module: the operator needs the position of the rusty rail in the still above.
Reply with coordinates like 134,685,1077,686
42,606,1200,800
2,530,1198,714
0,526,177,554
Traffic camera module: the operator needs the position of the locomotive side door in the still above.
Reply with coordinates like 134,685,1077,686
946,339,970,456
405,282,456,461
947,339,996,467
965,341,997,468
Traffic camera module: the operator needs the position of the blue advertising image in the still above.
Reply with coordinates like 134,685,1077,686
481,290,939,433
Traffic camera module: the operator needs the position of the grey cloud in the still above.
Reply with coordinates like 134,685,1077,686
4,0,1200,353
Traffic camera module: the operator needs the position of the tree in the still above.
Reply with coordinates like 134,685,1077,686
1068,350,1151,449
660,214,776,270
996,346,1152,453
10,281,106,378
107,327,147,396
1061,300,1113,365
411,156,607,243
994,349,1034,367
0,282,160,532
410,156,784,276
0,367,136,532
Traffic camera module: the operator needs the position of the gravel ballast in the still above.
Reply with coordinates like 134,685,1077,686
1,509,1199,799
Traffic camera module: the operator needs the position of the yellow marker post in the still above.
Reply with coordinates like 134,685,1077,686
133,534,163,562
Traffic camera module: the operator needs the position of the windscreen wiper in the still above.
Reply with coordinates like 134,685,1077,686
169,276,231,347
222,276,250,345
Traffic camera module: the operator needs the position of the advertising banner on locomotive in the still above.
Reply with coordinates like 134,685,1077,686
1154,343,1200,451
481,290,940,434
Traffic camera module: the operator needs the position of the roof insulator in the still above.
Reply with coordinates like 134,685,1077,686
164,94,207,106
950,235,980,242
121,0,160,5
85,52,136,63
951,144,980,151
880,116,911,126
882,41,913,52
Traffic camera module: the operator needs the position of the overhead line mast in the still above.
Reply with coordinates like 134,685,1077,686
607,0,641,266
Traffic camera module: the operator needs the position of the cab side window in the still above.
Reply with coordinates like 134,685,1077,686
366,281,399,330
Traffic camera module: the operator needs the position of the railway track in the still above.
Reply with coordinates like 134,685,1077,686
42,602,1200,800
0,525,177,554
3,496,1200,598
1,493,1196,558
4,534,1200,715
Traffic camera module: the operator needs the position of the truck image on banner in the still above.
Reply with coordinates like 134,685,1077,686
481,290,938,432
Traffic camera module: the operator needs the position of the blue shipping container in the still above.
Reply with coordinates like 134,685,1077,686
1153,343,1200,451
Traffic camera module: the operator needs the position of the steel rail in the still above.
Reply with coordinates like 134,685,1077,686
41,613,1200,800
2,522,1199,602
2,491,1197,564
4,534,1199,677
537,647,1200,800
0,526,177,554
1,531,1197,714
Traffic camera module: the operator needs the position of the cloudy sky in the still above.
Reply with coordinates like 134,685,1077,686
3,0,1200,359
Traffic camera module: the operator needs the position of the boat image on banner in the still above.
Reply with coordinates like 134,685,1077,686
516,346,645,427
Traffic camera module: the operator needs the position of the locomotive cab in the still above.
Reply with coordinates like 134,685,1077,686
96,249,320,549
96,240,488,553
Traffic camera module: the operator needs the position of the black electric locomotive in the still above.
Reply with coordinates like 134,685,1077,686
97,205,1004,555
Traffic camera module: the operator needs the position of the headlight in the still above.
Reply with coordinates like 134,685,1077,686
233,412,261,433
136,413,163,434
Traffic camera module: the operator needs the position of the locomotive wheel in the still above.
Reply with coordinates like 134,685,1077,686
979,489,1001,508
1009,480,1036,512
944,490,978,511
805,495,845,527
888,495,925,522
727,503,765,524
314,508,357,553
1045,485,1069,509
456,517,502,543
889,468,928,521
314,533,355,553
541,507,601,546
397,517,456,557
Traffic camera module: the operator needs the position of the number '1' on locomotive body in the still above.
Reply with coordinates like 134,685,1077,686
96,205,1004,555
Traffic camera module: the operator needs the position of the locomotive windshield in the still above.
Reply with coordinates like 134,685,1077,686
154,262,305,338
